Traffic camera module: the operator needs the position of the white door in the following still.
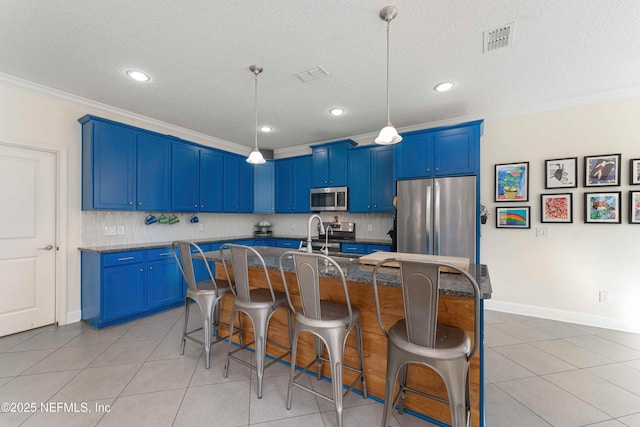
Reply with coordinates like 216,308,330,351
0,143,57,337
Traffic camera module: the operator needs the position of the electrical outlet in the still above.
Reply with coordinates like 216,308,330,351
599,291,611,304
116,226,125,235
367,224,373,232
536,227,549,238
199,223,204,232
104,226,117,236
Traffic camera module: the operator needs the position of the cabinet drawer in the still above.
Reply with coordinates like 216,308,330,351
367,244,391,253
341,243,367,254
103,251,145,267
277,239,301,249
147,247,175,262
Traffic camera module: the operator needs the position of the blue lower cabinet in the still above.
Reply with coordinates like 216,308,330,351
276,239,301,249
81,248,185,328
340,243,391,255
254,238,277,247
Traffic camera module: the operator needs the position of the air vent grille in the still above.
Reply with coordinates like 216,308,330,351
295,66,329,83
484,22,515,52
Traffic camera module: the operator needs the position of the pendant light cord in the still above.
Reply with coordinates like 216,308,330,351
385,19,391,126
254,70,259,150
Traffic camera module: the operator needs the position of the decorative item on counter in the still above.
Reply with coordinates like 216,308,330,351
190,214,199,223
479,204,489,224
145,214,158,225
255,220,272,237
169,214,180,224
158,214,169,224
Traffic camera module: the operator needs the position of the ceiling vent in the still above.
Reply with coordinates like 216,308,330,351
295,66,330,83
483,22,515,52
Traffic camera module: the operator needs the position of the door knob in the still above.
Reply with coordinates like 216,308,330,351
38,244,54,251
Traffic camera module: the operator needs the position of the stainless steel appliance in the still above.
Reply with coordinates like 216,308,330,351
310,187,348,211
396,177,476,261
302,221,355,252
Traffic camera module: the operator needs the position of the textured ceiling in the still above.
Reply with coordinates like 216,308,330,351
1,0,640,152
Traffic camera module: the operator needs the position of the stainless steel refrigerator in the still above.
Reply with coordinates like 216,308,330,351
396,176,477,261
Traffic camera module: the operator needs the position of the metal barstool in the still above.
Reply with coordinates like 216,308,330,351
279,251,367,427
219,244,292,398
372,258,480,427
171,241,236,369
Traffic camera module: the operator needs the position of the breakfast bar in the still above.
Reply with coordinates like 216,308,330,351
204,246,492,427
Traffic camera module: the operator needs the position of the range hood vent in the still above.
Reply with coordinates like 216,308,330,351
483,22,515,52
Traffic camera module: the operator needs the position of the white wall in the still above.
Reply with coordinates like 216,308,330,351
480,98,640,332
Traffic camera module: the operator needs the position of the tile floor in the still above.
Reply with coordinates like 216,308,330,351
1,308,639,426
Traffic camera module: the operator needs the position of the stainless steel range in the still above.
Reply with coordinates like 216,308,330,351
309,221,355,253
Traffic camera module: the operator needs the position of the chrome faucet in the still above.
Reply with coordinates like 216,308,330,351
320,225,333,256
306,214,325,253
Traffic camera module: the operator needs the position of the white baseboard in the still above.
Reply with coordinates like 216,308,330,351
63,310,82,325
484,300,640,334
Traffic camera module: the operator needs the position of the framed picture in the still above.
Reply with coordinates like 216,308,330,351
630,159,640,185
584,191,621,224
630,191,640,224
584,153,621,187
541,193,573,223
495,162,529,202
545,157,577,189
496,206,530,229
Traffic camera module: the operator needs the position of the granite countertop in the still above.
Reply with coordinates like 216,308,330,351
203,246,491,299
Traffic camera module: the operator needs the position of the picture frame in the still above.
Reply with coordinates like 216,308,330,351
630,158,640,185
541,193,573,223
545,157,577,189
630,191,640,224
495,161,529,202
496,206,530,229
584,191,621,224
584,153,621,187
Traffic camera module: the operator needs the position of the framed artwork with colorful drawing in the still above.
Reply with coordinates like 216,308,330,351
584,153,621,187
496,206,530,228
630,159,640,185
584,191,621,224
545,157,577,189
630,191,640,224
495,162,529,202
540,193,573,223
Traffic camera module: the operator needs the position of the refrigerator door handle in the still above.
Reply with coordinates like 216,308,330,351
425,185,432,253
434,181,440,255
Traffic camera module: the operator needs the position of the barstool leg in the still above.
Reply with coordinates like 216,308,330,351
325,331,347,427
287,326,301,410
181,297,190,355
223,308,237,378
203,301,214,369
439,358,470,427
254,309,270,399
381,348,402,427
397,364,408,414
355,322,368,398
315,336,324,380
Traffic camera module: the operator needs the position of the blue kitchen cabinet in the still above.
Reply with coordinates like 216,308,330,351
172,142,200,212
223,153,254,213
254,238,277,247
81,117,137,210
275,155,311,213
311,140,355,188
276,239,301,249
147,247,183,310
348,145,394,213
199,147,224,212
396,121,481,179
137,133,172,211
253,161,275,213
340,243,391,254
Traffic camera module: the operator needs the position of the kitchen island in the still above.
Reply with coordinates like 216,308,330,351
204,246,491,427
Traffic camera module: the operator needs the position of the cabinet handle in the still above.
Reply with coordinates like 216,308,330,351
159,252,172,256
118,257,134,261
128,201,133,205
139,269,144,272
435,168,439,171
138,202,142,206
374,205,377,208
201,205,204,208
426,168,430,172
195,204,198,208
149,266,153,270
367,205,370,208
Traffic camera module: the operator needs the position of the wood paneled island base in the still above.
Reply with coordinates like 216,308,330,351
212,254,487,427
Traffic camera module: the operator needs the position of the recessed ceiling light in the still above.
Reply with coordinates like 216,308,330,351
434,81,454,92
126,70,151,82
260,126,272,133
329,108,344,116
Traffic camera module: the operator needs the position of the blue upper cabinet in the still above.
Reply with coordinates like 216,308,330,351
276,155,311,213
310,140,355,188
137,133,172,211
171,142,200,212
223,153,254,213
396,121,482,179
254,161,275,213
348,145,394,213
199,147,224,212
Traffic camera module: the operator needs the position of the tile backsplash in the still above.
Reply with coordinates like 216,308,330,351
81,211,393,248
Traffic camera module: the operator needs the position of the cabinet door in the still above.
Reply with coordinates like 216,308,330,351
291,156,311,213
347,148,372,212
311,146,329,188
395,133,433,179
371,145,395,212
137,133,172,211
434,126,477,176
275,159,292,213
328,144,348,186
254,161,275,213
172,142,200,212
103,263,145,321
91,122,137,210
223,153,240,212
147,259,182,309
199,148,224,212
237,160,254,213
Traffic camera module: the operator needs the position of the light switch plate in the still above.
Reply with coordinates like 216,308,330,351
104,226,117,236
116,226,125,235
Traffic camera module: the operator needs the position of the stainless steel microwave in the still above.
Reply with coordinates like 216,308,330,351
310,187,348,211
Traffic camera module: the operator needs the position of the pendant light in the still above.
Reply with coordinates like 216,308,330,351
375,6,402,145
246,64,266,164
